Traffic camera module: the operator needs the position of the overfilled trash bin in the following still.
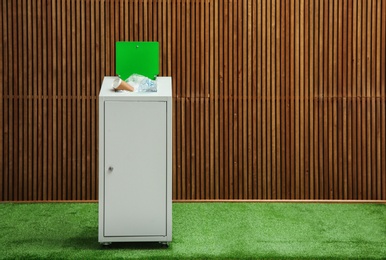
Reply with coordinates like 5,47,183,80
98,42,172,246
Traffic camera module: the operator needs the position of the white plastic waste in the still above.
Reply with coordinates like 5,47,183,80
125,74,157,92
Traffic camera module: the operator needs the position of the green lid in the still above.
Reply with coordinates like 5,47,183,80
115,41,159,80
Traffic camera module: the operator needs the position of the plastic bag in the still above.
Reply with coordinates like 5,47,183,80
125,74,157,92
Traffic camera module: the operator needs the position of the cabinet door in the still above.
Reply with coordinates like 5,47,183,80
104,101,167,237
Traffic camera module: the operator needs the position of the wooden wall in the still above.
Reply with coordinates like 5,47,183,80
1,0,385,201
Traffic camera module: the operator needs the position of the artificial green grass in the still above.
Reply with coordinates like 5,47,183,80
0,202,385,259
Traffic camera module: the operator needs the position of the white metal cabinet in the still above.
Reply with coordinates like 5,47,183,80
98,77,172,244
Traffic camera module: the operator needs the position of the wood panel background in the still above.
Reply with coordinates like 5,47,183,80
1,0,385,201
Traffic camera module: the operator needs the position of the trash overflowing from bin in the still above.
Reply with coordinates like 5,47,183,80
112,74,157,93
112,77,135,92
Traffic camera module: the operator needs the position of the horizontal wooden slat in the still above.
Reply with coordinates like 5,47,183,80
0,0,385,201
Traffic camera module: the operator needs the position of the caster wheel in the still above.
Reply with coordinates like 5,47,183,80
159,242,169,248
101,242,112,246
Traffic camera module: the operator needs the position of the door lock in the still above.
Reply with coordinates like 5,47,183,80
108,166,114,172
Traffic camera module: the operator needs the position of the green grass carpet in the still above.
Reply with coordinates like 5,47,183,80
0,202,385,259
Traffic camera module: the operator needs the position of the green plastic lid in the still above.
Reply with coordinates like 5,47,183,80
115,41,159,80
